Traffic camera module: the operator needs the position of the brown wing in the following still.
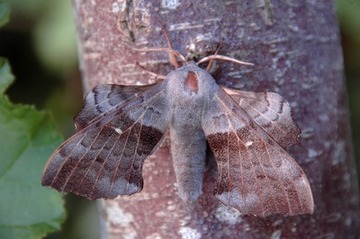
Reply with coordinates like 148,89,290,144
222,87,300,148
202,88,313,216
42,82,170,199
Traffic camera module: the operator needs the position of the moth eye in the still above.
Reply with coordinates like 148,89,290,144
184,71,198,93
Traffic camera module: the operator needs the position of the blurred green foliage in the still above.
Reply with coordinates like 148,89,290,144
337,0,360,171
0,56,13,93
0,58,65,238
0,1,10,27
0,1,67,238
0,1,96,239
2,0,82,133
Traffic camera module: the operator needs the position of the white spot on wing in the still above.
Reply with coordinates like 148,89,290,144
113,127,123,134
245,141,253,147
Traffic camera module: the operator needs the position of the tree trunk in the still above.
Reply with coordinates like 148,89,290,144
71,0,360,238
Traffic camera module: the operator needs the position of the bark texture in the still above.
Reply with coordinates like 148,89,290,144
72,0,360,238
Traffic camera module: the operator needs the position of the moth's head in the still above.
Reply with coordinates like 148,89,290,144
166,62,217,100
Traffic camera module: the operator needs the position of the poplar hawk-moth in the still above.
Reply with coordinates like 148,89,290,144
42,48,314,217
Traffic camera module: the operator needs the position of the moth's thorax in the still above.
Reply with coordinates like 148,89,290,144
166,63,217,130
166,62,217,103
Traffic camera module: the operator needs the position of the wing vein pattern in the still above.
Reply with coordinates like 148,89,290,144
42,83,169,199
202,88,313,216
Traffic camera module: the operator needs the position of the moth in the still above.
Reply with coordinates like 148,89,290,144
42,44,314,217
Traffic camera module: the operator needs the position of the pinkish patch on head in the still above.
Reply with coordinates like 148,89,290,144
184,71,198,93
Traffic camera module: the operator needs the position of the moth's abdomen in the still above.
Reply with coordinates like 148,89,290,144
170,125,206,202
166,65,214,201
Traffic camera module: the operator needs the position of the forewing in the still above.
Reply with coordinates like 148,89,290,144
75,84,154,130
42,83,169,199
202,88,313,216
222,87,300,148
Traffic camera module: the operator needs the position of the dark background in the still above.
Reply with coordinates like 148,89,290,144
0,1,359,238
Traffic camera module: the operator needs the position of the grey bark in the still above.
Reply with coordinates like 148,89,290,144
72,0,360,238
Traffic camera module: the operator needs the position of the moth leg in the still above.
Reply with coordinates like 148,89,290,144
205,42,221,71
162,27,181,68
135,62,166,80
131,46,186,68
129,26,187,68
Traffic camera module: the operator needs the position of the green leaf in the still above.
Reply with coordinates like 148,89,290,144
34,0,77,73
0,0,10,28
0,62,65,238
337,0,360,42
0,58,14,94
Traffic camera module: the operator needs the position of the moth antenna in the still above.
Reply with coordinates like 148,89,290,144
197,55,254,67
162,27,181,68
205,43,222,71
135,62,167,80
